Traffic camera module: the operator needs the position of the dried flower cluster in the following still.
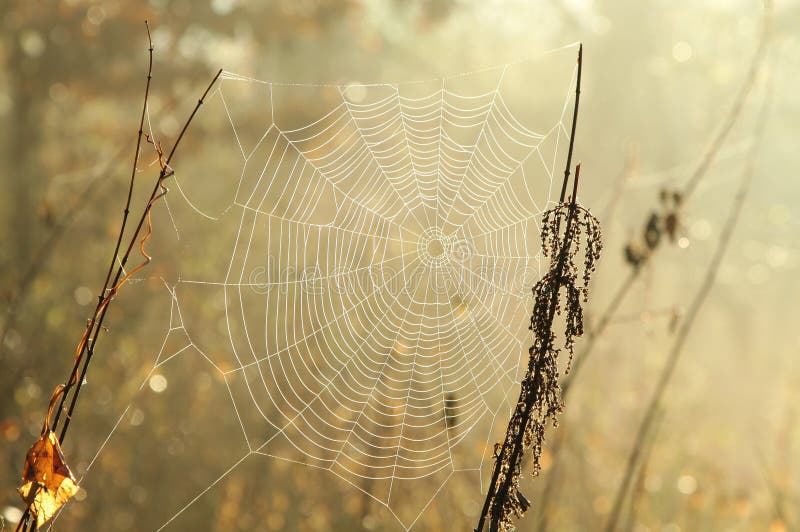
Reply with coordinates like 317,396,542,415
475,41,598,532
540,202,603,365
481,193,601,531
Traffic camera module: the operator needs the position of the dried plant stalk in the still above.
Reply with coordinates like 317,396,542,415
603,65,773,532
475,43,602,532
476,164,602,531
15,23,221,531
535,6,772,526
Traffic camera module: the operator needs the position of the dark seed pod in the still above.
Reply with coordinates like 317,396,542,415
644,212,661,250
624,242,645,269
516,490,531,513
664,212,679,242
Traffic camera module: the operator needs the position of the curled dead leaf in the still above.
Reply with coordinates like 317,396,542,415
18,383,80,528
17,429,80,528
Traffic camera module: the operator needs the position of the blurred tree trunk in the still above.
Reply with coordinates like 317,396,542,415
6,34,45,268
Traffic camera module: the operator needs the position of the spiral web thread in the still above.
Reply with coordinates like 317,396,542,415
77,43,582,530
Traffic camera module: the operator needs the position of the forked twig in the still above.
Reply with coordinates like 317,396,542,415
565,0,771,396
535,5,772,525
604,63,773,532
16,22,221,531
47,20,155,441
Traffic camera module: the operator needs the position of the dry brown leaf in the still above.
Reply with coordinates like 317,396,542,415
17,430,80,528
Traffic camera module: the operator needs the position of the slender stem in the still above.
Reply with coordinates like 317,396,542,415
103,21,153,293
566,0,770,399
535,5,771,526
479,192,580,532
619,408,664,532
571,163,581,204
17,25,221,532
55,67,222,443
163,70,222,167
49,22,154,434
604,74,772,532
496,192,579,521
17,24,157,532
682,5,769,200
559,43,583,204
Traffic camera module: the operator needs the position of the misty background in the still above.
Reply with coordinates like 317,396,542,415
1,1,799,530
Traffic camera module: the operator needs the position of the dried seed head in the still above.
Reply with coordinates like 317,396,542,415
486,198,602,530
664,212,679,242
624,242,646,269
644,212,662,250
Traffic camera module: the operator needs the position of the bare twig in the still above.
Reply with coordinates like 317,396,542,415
604,71,772,532
682,5,770,200
566,1,771,395
17,22,221,531
53,69,222,442
47,20,155,438
535,7,772,526
15,21,156,532
559,44,583,204
619,408,664,532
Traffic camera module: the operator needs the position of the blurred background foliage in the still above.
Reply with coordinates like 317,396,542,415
2,0,800,530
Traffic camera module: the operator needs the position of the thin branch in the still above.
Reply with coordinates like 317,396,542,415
104,21,154,294
559,43,582,204
48,20,155,435
682,3,770,200
17,23,221,531
16,22,155,532
604,72,773,532
619,408,664,532
54,66,222,443
566,0,771,395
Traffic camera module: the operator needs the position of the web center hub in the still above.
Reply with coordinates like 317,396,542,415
418,228,453,267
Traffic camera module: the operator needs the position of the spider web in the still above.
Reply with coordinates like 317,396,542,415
75,43,580,531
